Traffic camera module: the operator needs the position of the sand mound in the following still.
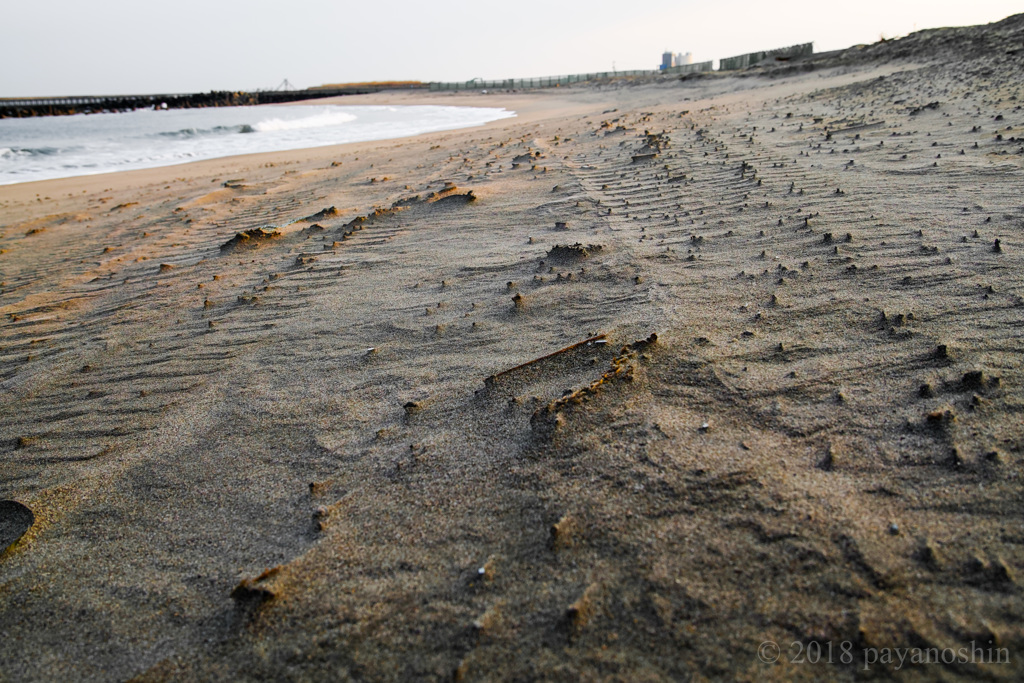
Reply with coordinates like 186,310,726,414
219,226,282,251
546,243,604,260
299,206,340,222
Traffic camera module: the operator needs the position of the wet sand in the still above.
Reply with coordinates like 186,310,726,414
2,14,1024,681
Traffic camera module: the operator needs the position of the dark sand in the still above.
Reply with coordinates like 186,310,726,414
2,14,1024,681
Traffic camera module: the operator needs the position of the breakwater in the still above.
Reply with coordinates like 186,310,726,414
0,84,429,118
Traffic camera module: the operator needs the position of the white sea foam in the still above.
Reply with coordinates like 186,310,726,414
0,104,515,185
253,110,358,132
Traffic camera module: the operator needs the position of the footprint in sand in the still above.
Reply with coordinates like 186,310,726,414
0,500,34,554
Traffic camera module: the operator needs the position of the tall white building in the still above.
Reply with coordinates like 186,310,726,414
661,51,694,70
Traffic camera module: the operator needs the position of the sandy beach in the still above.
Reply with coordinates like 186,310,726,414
2,14,1024,681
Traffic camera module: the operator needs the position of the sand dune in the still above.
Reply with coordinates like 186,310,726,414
2,15,1024,681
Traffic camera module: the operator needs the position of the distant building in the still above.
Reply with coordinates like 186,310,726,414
661,50,694,70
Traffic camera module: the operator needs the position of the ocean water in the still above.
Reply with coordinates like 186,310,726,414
0,104,515,185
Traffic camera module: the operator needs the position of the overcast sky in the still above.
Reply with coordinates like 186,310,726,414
2,1,1020,97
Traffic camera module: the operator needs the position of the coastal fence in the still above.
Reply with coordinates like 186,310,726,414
428,61,713,91
661,61,714,75
430,71,648,91
718,42,814,71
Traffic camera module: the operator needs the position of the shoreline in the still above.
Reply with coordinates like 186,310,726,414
0,99,525,193
0,65,894,202
0,89,596,202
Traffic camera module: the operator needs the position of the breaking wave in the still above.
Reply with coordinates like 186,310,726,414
253,110,358,132
0,146,62,157
157,124,258,138
0,104,514,185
